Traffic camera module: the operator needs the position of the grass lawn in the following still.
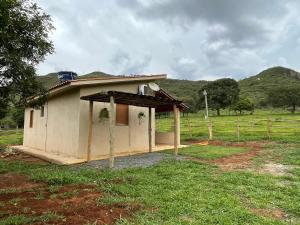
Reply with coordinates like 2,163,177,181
1,130,300,224
156,109,300,142
166,145,249,159
0,130,23,148
0,111,300,225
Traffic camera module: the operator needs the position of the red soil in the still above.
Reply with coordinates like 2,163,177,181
0,173,140,225
189,140,265,170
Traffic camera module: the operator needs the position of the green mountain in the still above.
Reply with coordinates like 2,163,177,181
36,66,300,108
239,66,300,106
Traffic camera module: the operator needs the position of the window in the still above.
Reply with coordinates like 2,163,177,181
29,110,34,128
40,106,44,117
116,104,129,125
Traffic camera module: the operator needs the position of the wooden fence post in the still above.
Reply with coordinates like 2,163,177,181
236,118,240,142
187,117,192,138
208,120,213,140
267,118,272,139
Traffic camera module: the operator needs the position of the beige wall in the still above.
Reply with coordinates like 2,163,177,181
78,82,155,159
23,90,81,157
23,107,47,150
23,81,156,160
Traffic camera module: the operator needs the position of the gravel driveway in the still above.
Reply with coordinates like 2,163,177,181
75,152,185,170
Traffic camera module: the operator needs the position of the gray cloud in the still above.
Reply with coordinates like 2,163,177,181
35,0,300,80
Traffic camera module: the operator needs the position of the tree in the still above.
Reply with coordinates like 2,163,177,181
268,87,300,113
198,78,239,116
0,0,54,119
232,97,254,114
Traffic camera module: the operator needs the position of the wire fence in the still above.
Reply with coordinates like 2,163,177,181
156,116,300,142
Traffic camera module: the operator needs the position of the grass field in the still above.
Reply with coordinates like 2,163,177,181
1,110,300,224
156,109,300,142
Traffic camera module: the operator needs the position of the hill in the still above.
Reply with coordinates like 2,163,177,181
36,66,300,109
239,66,300,106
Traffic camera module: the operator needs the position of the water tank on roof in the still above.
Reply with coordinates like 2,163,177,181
57,71,78,82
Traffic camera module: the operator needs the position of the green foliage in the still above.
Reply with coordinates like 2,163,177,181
199,78,240,115
0,0,54,111
268,87,300,113
232,98,255,114
239,66,300,106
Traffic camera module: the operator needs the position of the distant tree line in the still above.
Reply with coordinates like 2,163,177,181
185,78,300,115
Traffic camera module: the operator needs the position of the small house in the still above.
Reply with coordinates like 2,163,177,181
17,74,186,166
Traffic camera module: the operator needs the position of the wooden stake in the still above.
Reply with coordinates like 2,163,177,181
148,107,152,153
173,105,180,156
237,118,240,142
208,120,213,140
87,100,93,161
109,96,115,168
267,118,272,139
187,116,192,138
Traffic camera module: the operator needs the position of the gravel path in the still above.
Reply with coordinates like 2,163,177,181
75,152,185,170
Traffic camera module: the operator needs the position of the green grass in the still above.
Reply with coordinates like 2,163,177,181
0,142,300,224
156,109,300,142
167,145,249,159
0,130,23,149
1,112,300,224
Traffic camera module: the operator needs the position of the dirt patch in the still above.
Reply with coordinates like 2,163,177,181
0,173,45,191
0,150,49,164
249,207,288,220
0,173,140,224
258,163,294,176
188,141,265,171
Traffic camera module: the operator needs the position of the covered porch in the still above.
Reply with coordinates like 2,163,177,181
80,90,184,168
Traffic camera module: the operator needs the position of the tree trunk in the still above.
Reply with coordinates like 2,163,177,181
217,109,220,116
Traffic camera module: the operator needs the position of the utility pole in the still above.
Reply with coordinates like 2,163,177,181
203,90,209,120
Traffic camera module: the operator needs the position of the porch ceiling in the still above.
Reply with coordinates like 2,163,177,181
80,91,182,109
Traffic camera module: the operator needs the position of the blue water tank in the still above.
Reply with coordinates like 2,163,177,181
57,71,78,82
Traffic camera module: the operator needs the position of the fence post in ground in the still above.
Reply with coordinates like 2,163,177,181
187,117,192,138
208,120,213,140
267,118,272,139
236,118,240,142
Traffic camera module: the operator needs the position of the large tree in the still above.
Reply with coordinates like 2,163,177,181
268,87,300,113
199,78,239,116
0,0,54,119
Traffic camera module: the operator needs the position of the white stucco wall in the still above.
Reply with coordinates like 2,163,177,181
78,82,155,159
23,81,156,160
23,90,81,157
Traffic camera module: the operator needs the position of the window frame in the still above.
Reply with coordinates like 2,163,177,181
29,110,34,128
115,104,129,126
40,106,45,117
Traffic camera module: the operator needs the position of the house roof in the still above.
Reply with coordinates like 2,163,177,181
80,91,183,109
155,89,189,112
33,74,166,99
48,74,167,91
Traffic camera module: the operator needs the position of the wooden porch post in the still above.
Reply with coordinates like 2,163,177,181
173,104,180,156
148,107,152,153
109,96,115,168
87,100,93,161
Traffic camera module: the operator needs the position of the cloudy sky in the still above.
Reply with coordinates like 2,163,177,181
35,0,300,80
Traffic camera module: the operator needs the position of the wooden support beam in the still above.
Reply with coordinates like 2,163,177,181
173,105,180,156
87,100,93,161
148,107,152,153
109,96,115,168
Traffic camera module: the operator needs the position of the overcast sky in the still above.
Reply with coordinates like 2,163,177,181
35,0,300,80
